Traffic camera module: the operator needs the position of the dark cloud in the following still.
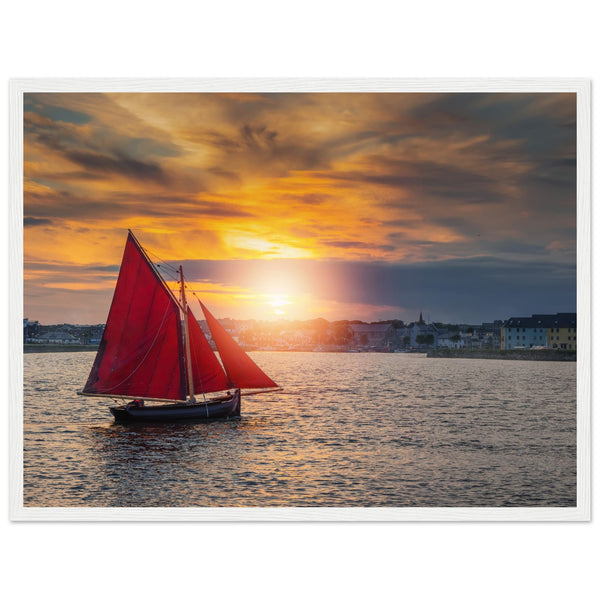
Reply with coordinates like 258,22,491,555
64,149,166,183
218,121,328,175
89,264,121,272
24,217,53,227
24,189,255,222
179,256,575,323
409,93,572,133
278,193,330,206
240,123,277,147
332,158,503,204
25,260,120,274
207,166,242,182
120,136,181,160
40,170,107,182
408,93,576,171
24,96,92,125
24,98,180,186
526,158,577,190
408,93,517,129
299,194,328,205
322,240,396,252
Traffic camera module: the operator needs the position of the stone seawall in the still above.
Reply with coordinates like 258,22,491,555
426,348,576,361
24,344,99,353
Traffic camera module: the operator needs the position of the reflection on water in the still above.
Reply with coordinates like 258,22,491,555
23,352,577,507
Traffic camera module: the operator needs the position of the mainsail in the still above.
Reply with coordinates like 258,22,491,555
199,301,278,390
82,232,186,400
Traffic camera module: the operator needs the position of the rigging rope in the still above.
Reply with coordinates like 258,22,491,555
144,246,180,284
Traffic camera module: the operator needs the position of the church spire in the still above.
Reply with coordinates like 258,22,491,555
418,311,425,324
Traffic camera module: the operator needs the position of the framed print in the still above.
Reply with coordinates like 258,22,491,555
9,78,590,521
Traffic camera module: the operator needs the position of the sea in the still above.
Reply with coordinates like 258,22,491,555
22,351,577,507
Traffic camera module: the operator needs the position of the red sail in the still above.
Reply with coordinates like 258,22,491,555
82,232,186,400
199,301,278,390
187,307,231,394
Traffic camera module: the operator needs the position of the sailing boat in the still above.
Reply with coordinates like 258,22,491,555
78,231,280,422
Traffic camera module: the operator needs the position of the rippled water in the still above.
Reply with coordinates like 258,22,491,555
23,351,576,507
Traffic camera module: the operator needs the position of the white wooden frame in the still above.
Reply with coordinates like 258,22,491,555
9,78,591,521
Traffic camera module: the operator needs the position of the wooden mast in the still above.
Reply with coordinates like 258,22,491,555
180,265,196,403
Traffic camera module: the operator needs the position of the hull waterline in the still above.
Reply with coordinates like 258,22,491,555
109,390,241,423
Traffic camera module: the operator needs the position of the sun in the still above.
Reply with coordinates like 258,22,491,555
265,293,291,316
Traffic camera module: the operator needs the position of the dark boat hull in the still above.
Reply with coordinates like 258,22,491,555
109,390,241,423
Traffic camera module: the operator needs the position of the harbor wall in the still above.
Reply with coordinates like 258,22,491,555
24,344,99,353
426,348,576,361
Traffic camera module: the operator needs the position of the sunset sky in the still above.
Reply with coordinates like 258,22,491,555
23,92,576,325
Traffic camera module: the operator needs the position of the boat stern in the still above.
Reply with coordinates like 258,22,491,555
232,388,241,416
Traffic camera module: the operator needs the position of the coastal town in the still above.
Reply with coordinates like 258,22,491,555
23,311,576,354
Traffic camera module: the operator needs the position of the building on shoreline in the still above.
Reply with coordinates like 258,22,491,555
24,319,105,345
408,313,439,349
501,313,576,350
349,322,392,350
36,331,80,344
